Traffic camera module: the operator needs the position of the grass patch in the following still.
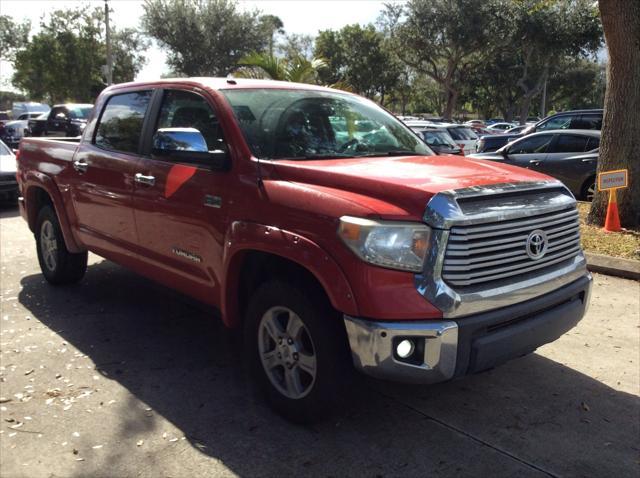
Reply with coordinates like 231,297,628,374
577,202,640,260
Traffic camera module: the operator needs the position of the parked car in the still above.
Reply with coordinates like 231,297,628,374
0,112,47,149
487,122,516,131
485,118,505,125
26,104,93,137
17,78,592,423
469,130,600,200
436,124,479,154
464,119,486,128
12,102,50,119
0,139,18,202
475,109,603,153
411,126,463,155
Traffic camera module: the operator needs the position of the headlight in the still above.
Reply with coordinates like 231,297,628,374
338,216,431,272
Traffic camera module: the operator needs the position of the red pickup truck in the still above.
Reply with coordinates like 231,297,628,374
16,79,592,423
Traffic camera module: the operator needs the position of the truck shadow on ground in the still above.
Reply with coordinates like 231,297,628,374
18,260,639,477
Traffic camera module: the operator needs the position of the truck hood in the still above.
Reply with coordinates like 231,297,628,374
270,154,552,220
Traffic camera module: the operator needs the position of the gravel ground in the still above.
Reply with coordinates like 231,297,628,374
1,204,639,478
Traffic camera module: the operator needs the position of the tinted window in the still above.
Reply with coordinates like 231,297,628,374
549,135,590,153
68,106,92,120
50,107,67,119
95,91,152,153
536,115,574,131
155,90,225,151
586,136,600,151
509,135,553,154
572,114,602,130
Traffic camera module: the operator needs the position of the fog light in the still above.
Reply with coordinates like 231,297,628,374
396,339,415,359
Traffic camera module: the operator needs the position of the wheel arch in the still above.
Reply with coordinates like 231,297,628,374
221,222,358,328
23,174,83,253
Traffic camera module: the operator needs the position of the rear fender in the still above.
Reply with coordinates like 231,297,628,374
23,171,83,253
221,221,358,328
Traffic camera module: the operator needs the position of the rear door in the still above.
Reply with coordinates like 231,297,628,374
69,89,153,258
540,133,597,186
131,88,232,304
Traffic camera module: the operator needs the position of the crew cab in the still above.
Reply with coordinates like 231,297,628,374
26,103,93,138
16,79,592,423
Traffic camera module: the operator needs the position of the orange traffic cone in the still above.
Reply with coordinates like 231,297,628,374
604,189,622,232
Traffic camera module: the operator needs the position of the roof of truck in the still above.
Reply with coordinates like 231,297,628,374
106,77,346,94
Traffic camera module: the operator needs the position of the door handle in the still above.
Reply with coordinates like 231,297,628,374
135,173,156,186
73,159,88,173
529,160,541,166
581,158,595,162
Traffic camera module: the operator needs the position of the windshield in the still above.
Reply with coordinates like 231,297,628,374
421,130,458,148
447,127,477,141
220,88,433,160
68,106,92,120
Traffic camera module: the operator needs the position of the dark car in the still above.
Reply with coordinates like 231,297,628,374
475,109,603,153
469,130,599,200
412,127,463,155
26,104,93,137
0,112,46,149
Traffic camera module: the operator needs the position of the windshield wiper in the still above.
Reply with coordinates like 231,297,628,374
357,150,424,158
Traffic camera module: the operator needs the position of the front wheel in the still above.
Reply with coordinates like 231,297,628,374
244,280,351,424
35,205,87,285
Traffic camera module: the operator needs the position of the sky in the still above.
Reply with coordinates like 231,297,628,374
0,0,395,91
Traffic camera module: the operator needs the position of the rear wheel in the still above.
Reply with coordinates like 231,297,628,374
581,177,596,201
244,280,351,424
36,205,87,285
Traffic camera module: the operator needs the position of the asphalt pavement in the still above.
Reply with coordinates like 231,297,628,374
1,203,639,478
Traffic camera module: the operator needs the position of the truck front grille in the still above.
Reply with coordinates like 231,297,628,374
442,207,581,287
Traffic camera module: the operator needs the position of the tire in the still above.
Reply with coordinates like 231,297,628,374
244,280,351,424
35,205,87,285
581,177,596,202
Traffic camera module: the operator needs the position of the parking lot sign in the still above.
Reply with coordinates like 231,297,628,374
597,169,628,232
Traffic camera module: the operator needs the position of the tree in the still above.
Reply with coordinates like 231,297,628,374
278,33,315,61
235,52,326,84
11,7,147,103
588,0,639,228
315,24,400,104
259,14,284,56
384,0,503,119
0,15,30,61
142,0,268,76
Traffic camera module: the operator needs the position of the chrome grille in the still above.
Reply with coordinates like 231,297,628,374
442,207,581,287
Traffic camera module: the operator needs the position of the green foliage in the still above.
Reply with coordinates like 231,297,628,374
0,90,26,111
142,0,269,76
11,7,147,103
0,15,30,61
235,52,326,84
315,24,400,103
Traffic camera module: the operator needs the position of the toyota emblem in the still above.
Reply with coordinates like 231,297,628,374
526,229,548,260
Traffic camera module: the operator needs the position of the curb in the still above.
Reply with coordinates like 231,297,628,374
585,252,640,280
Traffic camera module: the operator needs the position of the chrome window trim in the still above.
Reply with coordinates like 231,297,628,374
416,180,589,318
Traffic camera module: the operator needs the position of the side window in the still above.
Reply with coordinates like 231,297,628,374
509,135,553,154
155,90,225,152
585,136,600,151
572,114,602,130
537,115,574,131
95,91,152,154
550,135,589,153
50,107,66,120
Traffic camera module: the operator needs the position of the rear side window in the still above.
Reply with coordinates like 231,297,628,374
550,134,590,153
447,127,477,140
95,91,152,154
537,115,574,131
572,114,602,130
586,136,600,151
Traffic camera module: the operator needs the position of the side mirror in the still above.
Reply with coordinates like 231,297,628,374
152,128,230,171
500,148,509,158
55,113,67,120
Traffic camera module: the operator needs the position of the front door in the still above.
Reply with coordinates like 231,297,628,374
70,89,153,259
132,88,231,304
506,133,553,169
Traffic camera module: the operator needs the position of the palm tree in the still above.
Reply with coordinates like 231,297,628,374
235,52,327,84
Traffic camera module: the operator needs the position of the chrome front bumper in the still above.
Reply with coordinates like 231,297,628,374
344,274,592,384
343,316,458,384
